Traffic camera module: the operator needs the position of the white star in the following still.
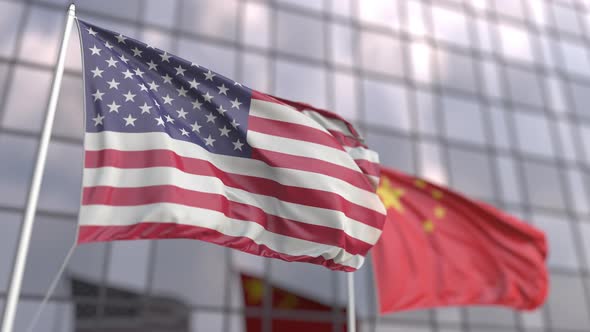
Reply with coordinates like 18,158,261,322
148,81,160,91
204,70,215,81
107,78,120,90
202,92,214,103
119,54,130,64
204,135,216,147
191,121,202,133
191,62,200,67
162,94,174,105
233,139,244,151
86,27,97,36
219,126,231,137
165,115,175,123
131,47,143,57
155,117,165,126
105,57,118,68
162,74,173,84
134,68,145,78
122,69,134,79
123,91,136,102
205,113,217,123
123,114,137,126
105,41,114,50
176,108,188,119
91,67,104,78
188,79,200,89
216,105,227,114
176,86,188,97
146,43,154,49
107,101,121,113
92,114,104,126
217,84,229,95
115,34,127,44
92,89,104,101
231,119,240,128
233,81,242,87
139,102,152,114
138,83,148,92
230,98,242,109
89,45,101,55
180,128,189,137
160,51,171,62
191,99,203,110
146,60,158,71
174,65,186,76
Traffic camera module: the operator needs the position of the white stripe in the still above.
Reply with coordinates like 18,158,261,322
250,99,331,135
301,110,354,137
83,167,382,245
345,146,380,164
85,132,386,215
79,203,363,269
247,131,360,172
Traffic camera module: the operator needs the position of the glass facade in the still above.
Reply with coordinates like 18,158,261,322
0,0,589,331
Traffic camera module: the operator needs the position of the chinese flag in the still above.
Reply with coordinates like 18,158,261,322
241,273,347,331
372,167,548,313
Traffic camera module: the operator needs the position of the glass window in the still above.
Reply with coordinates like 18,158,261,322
435,307,463,324
178,39,236,78
241,53,270,91
581,125,590,165
18,7,62,66
533,213,579,270
0,64,8,99
418,141,448,185
277,10,324,61
366,132,415,173
448,147,495,200
181,0,238,41
495,155,523,204
277,0,324,11
376,324,431,332
476,18,493,53
492,0,525,19
567,169,590,215
405,0,427,37
69,242,109,283
528,0,549,26
358,0,401,31
360,30,404,77
506,67,544,109
431,6,470,48
556,120,577,162
363,79,410,132
546,76,566,113
15,300,64,332
276,60,327,108
442,95,486,146
513,111,555,158
0,213,20,292
547,274,590,330
107,241,151,291
410,41,433,84
0,1,25,57
568,81,590,119
0,135,36,207
488,107,511,150
497,23,534,63
437,49,477,94
2,66,56,132
467,307,516,327
481,60,503,100
415,90,438,136
522,161,566,210
559,39,590,78
539,35,556,70
330,0,352,17
552,3,583,36
581,223,590,271
38,142,83,213
191,311,224,331
332,71,358,122
143,0,177,28
54,74,84,140
77,0,141,20
330,23,354,67
520,309,545,329
242,2,271,49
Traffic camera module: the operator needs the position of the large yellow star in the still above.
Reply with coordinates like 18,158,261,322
278,294,298,309
244,279,264,305
377,177,405,212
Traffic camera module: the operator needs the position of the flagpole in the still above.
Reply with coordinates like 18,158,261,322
347,273,356,332
0,4,76,332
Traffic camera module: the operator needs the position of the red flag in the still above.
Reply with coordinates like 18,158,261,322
241,273,348,331
372,167,548,313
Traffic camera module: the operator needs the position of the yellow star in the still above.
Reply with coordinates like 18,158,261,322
278,294,298,309
423,220,435,233
415,179,427,189
244,279,264,305
434,206,446,219
432,189,443,200
377,177,405,212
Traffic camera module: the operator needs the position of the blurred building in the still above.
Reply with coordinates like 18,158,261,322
0,0,589,331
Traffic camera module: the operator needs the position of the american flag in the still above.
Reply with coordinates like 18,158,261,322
76,19,386,271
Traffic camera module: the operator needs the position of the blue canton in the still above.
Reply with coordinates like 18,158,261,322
78,19,252,157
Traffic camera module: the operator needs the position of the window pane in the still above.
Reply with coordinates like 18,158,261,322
181,0,238,41
0,1,25,57
506,67,544,109
366,132,415,173
330,23,354,67
559,40,590,78
275,60,326,107
18,7,62,66
359,0,401,30
178,39,236,78
360,31,404,77
410,41,433,84
38,142,83,213
492,0,525,19
533,213,579,270
107,241,151,291
568,81,590,119
54,74,84,140
431,6,470,47
242,2,271,49
437,49,477,94
277,10,324,61
0,213,20,292
415,90,438,136
448,147,494,200
522,161,566,210
241,53,270,92
143,0,177,28
552,3,583,36
495,155,523,204
513,112,555,158
0,135,36,207
363,79,410,132
442,95,486,145
497,23,534,63
547,274,590,330
332,71,358,121
467,307,516,327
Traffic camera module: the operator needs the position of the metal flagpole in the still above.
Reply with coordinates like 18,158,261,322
347,273,356,332
0,4,76,332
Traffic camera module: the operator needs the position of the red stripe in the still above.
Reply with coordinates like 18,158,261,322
78,224,356,272
355,159,380,178
249,116,345,151
85,149,385,230
328,130,365,148
251,148,374,192
82,185,372,255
